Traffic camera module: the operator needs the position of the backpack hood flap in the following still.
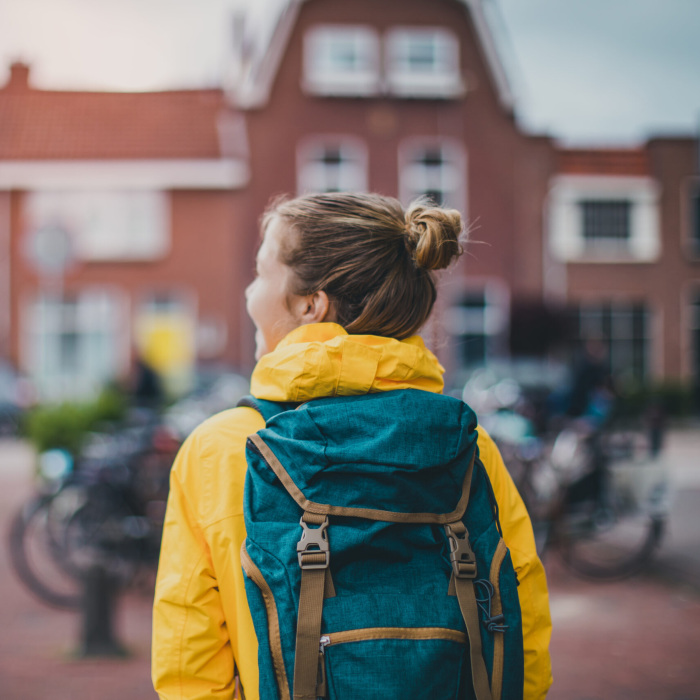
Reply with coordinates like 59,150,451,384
247,390,478,517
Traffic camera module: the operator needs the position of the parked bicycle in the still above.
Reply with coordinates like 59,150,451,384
8,409,178,609
463,368,669,580
8,372,249,610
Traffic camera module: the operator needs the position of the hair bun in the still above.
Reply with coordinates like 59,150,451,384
403,201,463,271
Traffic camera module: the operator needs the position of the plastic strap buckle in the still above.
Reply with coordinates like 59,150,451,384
297,515,330,570
445,523,477,579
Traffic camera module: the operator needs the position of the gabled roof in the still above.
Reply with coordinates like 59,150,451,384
230,0,514,111
0,66,233,160
557,148,651,177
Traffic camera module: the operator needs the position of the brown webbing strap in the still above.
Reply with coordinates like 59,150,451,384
454,575,493,700
293,512,329,700
323,569,336,599
489,538,508,700
445,502,492,700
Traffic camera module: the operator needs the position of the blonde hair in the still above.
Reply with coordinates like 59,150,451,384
262,192,463,339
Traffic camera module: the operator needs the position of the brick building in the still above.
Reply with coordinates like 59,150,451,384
1,0,699,399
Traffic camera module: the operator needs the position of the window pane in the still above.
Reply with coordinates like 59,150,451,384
581,200,631,241
576,301,649,382
692,294,700,388
326,39,360,71
407,37,436,71
400,142,464,210
461,335,487,367
446,291,496,368
298,139,367,194
692,190,700,254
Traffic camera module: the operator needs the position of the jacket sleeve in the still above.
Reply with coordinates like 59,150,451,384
476,427,553,700
152,429,239,700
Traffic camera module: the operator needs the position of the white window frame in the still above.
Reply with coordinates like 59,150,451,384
24,190,170,262
442,279,510,369
21,287,129,401
302,25,380,97
296,136,368,194
548,175,661,263
398,138,467,215
681,176,700,261
384,27,464,98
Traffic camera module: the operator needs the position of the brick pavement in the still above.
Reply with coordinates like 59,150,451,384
0,440,156,700
1,436,699,700
545,555,700,700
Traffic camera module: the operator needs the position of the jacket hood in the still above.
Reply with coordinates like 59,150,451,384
250,323,445,402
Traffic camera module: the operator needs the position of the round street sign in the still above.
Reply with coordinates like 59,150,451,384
25,224,75,276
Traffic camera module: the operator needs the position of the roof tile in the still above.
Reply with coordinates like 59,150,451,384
557,148,650,176
0,86,229,160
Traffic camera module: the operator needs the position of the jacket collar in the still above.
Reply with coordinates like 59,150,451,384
250,323,444,402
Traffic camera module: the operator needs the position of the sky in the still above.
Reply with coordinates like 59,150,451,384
1,0,698,144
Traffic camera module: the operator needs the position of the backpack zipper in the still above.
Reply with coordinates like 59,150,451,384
319,627,467,647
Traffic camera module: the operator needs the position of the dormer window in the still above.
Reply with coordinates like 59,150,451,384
548,176,661,263
303,26,380,97
297,137,368,194
385,28,463,98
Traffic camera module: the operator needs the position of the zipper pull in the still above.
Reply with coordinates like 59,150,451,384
317,637,330,699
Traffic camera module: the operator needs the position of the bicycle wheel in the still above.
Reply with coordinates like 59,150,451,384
556,509,663,580
553,465,665,580
8,495,82,610
61,484,144,588
553,425,667,580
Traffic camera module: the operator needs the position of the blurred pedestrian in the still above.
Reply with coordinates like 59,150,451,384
132,354,164,410
645,398,667,457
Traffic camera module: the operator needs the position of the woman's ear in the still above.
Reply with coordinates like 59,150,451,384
297,290,333,326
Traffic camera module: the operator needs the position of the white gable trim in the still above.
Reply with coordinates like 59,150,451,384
461,0,514,111
231,0,514,111
0,159,249,190
233,0,304,110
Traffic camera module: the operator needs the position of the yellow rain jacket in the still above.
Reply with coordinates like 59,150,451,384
152,323,553,700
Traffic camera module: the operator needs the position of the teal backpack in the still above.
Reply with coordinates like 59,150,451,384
239,389,524,700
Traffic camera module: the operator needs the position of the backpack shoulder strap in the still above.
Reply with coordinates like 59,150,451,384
445,451,493,700
236,395,295,423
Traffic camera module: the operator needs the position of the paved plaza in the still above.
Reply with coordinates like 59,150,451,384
0,432,699,700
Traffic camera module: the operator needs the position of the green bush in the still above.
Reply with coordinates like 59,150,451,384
23,387,128,455
615,381,695,419
92,386,128,424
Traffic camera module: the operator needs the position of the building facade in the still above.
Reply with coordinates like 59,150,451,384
1,0,698,400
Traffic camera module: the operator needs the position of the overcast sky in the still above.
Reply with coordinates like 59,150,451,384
1,0,698,144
